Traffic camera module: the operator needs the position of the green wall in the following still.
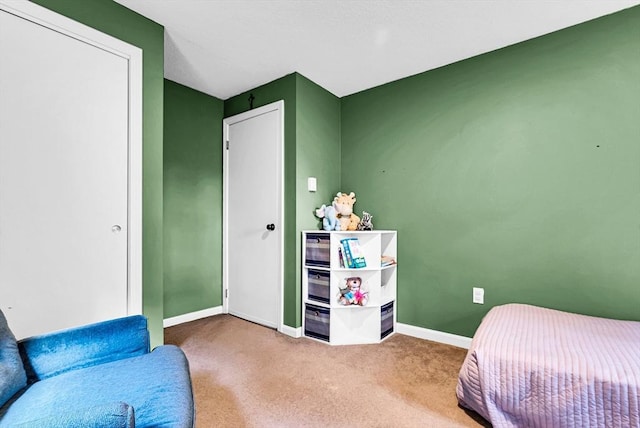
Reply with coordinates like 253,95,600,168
30,0,165,346
164,80,224,318
341,7,640,337
224,73,341,328
31,1,638,341
295,74,342,326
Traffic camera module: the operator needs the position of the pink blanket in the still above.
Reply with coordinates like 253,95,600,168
457,304,640,427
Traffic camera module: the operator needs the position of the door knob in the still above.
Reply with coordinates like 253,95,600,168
112,225,122,233
266,224,275,231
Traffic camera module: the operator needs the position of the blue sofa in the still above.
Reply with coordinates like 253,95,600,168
0,310,194,427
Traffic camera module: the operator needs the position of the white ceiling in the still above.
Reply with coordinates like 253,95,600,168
115,0,640,100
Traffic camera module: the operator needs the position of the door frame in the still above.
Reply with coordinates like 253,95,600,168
0,0,143,315
222,100,284,333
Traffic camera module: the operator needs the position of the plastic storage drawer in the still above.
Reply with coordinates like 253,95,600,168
305,304,330,342
381,301,394,339
307,269,331,304
305,233,330,267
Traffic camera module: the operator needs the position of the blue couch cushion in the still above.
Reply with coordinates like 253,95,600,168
19,315,150,382
10,401,134,428
0,310,27,407
0,345,194,428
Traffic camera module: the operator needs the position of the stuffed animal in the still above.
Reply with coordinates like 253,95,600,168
338,282,351,302
315,204,340,231
356,211,373,231
338,277,368,306
333,192,361,231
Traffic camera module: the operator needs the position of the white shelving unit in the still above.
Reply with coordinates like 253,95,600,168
302,230,397,345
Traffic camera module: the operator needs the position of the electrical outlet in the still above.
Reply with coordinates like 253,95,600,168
473,287,484,304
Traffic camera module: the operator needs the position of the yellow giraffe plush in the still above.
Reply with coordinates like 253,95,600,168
333,192,361,231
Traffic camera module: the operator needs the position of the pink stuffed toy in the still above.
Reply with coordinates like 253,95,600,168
338,277,369,306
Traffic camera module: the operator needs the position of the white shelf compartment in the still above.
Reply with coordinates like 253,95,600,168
331,232,380,269
380,266,397,306
330,306,381,345
330,269,381,308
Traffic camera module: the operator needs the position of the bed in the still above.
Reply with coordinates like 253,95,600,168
457,303,640,428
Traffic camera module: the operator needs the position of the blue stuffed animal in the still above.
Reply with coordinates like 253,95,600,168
315,204,340,231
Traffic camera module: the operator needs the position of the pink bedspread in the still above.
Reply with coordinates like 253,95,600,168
457,304,640,427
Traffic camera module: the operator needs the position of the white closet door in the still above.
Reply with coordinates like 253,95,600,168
0,9,129,339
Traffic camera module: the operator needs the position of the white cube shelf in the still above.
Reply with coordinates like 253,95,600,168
302,230,397,345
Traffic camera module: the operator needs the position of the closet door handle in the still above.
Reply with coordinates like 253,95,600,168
266,224,275,231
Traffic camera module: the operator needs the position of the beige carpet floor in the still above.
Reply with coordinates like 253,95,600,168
165,314,490,428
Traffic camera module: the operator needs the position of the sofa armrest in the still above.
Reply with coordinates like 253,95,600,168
11,401,135,428
18,315,150,382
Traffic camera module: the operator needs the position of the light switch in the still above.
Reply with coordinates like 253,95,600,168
307,177,317,192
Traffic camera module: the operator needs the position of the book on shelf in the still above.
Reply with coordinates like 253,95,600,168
340,238,367,269
337,247,345,268
381,255,396,267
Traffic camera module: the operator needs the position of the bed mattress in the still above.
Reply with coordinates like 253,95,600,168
457,303,640,427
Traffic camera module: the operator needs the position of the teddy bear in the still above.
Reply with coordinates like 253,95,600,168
314,204,340,231
338,277,368,306
333,192,360,231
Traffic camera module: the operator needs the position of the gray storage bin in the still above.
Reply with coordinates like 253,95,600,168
381,301,394,339
307,269,330,304
305,304,330,342
305,233,330,267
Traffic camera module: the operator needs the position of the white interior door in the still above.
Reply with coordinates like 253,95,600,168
223,101,283,330
0,3,142,339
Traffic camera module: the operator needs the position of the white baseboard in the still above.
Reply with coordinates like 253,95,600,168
164,308,303,338
279,324,302,338
396,323,472,349
163,306,224,328
163,310,469,348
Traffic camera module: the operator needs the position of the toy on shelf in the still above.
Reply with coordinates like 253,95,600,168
334,192,360,231
356,211,373,231
315,204,340,231
380,255,396,267
338,277,368,306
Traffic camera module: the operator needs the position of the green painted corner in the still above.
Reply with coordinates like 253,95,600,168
30,0,166,347
295,74,342,327
295,73,342,228
163,80,224,318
